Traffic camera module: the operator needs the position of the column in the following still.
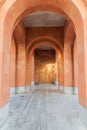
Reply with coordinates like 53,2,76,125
55,51,59,88
31,52,35,86
64,42,73,94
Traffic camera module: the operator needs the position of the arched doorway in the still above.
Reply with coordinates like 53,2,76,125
34,46,56,84
26,37,63,87
0,0,87,127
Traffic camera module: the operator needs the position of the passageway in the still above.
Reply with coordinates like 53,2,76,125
1,0,87,129
1,84,86,130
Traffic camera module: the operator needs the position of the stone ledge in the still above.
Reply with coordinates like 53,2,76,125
59,85,64,90
10,86,31,95
63,86,78,95
55,81,59,89
10,86,78,95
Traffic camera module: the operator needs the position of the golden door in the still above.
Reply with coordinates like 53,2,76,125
35,53,55,83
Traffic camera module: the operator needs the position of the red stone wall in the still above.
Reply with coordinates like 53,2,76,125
10,23,26,87
10,38,16,87
64,22,75,87
74,39,78,88
58,52,64,85
26,27,63,47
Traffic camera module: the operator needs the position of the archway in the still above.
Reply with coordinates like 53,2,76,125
26,39,63,87
0,0,87,127
34,48,56,84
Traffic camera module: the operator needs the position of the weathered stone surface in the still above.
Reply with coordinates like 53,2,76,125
1,85,87,130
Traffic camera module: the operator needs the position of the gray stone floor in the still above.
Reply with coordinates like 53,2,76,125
1,84,87,130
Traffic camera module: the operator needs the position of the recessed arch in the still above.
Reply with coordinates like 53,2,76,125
26,36,63,55
31,43,57,84
2,0,85,37
0,0,87,120
26,40,63,88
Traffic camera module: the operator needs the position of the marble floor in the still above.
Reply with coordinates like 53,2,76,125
1,84,87,130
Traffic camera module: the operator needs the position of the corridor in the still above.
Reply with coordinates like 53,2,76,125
1,84,86,130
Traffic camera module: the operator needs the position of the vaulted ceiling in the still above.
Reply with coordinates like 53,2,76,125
23,11,65,27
